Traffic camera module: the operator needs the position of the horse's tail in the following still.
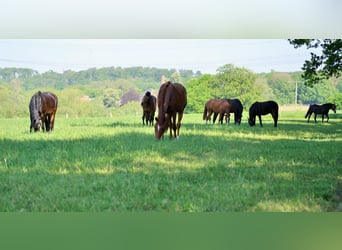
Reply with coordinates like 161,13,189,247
203,105,208,120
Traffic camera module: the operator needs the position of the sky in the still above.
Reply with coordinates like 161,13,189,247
0,39,316,74
0,1,340,75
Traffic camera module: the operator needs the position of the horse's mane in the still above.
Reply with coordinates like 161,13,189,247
29,91,42,120
156,82,171,124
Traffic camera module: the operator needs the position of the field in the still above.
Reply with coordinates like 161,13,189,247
0,110,341,212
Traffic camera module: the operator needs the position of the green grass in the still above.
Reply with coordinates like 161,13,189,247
0,111,341,211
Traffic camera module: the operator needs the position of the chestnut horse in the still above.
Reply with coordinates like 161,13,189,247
29,91,58,132
248,100,278,127
154,81,187,140
203,99,231,124
141,91,157,126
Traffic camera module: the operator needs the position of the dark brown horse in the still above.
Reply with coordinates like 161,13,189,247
305,103,336,123
155,81,187,140
203,99,231,124
248,101,278,127
141,91,157,126
213,98,243,125
29,91,58,132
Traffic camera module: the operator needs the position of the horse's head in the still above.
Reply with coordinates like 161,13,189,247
34,119,41,131
248,116,255,126
30,118,41,132
332,104,337,113
154,117,167,140
236,115,242,125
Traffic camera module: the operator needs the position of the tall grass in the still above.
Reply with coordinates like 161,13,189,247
0,110,341,211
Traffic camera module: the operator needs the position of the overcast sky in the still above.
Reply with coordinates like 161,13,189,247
0,1,340,75
0,39,316,74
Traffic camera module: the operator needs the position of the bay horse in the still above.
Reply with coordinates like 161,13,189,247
29,91,58,132
305,103,336,123
213,98,243,125
203,99,231,124
248,100,278,127
154,81,187,140
141,91,157,126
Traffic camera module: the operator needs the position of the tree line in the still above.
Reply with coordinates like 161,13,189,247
0,65,341,118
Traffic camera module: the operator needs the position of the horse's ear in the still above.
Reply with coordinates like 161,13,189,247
155,118,158,122
38,91,42,95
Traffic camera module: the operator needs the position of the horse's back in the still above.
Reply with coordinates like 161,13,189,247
226,98,243,113
159,82,187,112
142,92,156,111
250,100,278,115
41,92,58,112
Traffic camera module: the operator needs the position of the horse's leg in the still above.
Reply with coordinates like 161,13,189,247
146,113,149,125
225,112,230,124
213,112,218,124
326,113,330,122
272,111,278,127
314,113,317,123
41,116,45,132
207,111,213,124
176,112,184,140
50,112,56,131
218,113,224,124
258,115,263,127
45,114,50,132
170,113,177,139
307,112,311,123
146,113,150,126
149,113,152,126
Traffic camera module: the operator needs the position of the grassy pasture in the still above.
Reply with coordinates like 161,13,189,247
0,110,341,212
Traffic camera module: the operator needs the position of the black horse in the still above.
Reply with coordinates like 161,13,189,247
248,101,279,127
29,91,58,132
213,98,243,125
141,91,157,126
305,103,336,123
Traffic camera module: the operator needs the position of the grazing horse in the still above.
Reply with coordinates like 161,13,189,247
29,91,58,132
305,103,336,123
213,98,243,125
203,99,231,124
141,91,157,126
248,101,278,127
154,81,187,140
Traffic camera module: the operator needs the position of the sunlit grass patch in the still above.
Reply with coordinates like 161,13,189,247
251,199,323,212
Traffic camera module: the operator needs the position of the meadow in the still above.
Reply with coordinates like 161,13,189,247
0,110,341,212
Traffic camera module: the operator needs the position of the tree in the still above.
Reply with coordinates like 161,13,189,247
214,64,260,107
266,72,295,104
103,88,121,108
186,74,215,112
289,39,342,86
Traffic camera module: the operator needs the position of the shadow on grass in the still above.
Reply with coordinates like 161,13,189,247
1,123,341,212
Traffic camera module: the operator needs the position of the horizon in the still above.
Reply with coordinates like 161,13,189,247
0,39,315,75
